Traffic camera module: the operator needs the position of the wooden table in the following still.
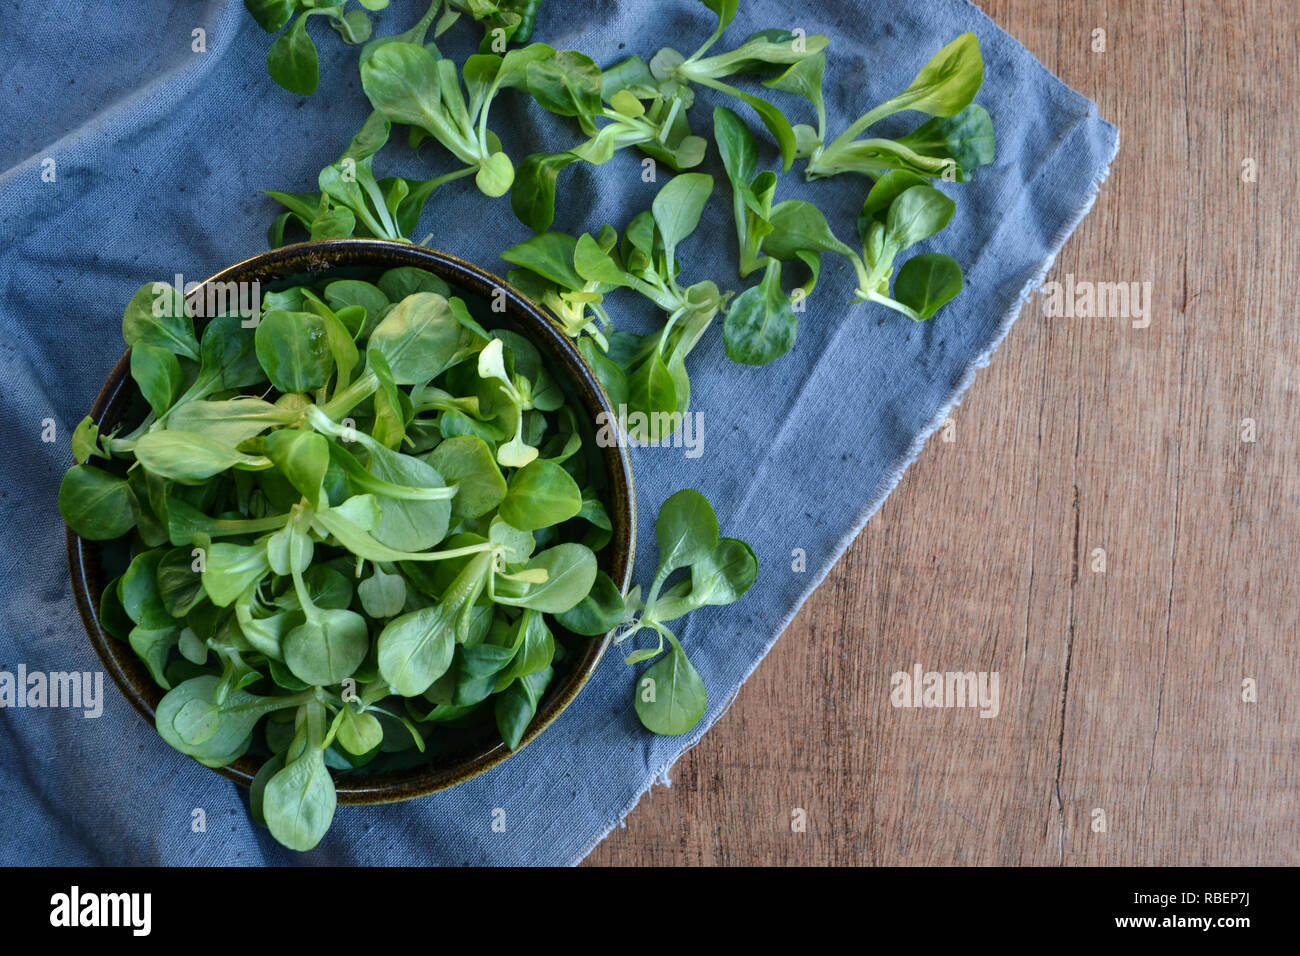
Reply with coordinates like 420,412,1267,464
588,0,1298,866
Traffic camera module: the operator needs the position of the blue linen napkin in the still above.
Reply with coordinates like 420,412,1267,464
0,0,1116,864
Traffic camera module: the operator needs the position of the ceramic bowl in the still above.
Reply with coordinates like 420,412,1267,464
66,238,635,803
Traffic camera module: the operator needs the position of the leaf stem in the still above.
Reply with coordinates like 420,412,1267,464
318,368,379,419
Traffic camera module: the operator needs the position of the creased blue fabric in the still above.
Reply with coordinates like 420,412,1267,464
0,0,1116,865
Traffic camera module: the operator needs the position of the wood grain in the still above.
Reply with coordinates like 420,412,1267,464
586,0,1299,866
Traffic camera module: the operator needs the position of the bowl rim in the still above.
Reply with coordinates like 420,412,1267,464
66,238,636,804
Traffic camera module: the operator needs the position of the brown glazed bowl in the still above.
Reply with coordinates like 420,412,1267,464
66,238,635,803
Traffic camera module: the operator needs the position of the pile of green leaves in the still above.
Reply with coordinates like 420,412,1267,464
258,0,993,439
541,489,757,735
245,0,394,95
713,104,980,358
264,111,463,244
512,10,991,353
60,266,623,850
797,33,995,183
507,49,709,233
262,1,996,386
648,0,828,171
501,172,728,441
245,0,550,94
506,1,831,233
616,490,757,734
357,36,558,197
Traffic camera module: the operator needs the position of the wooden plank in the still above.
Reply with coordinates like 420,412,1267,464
587,0,1299,865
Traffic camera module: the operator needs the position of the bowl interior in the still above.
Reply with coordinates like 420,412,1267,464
66,239,635,804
